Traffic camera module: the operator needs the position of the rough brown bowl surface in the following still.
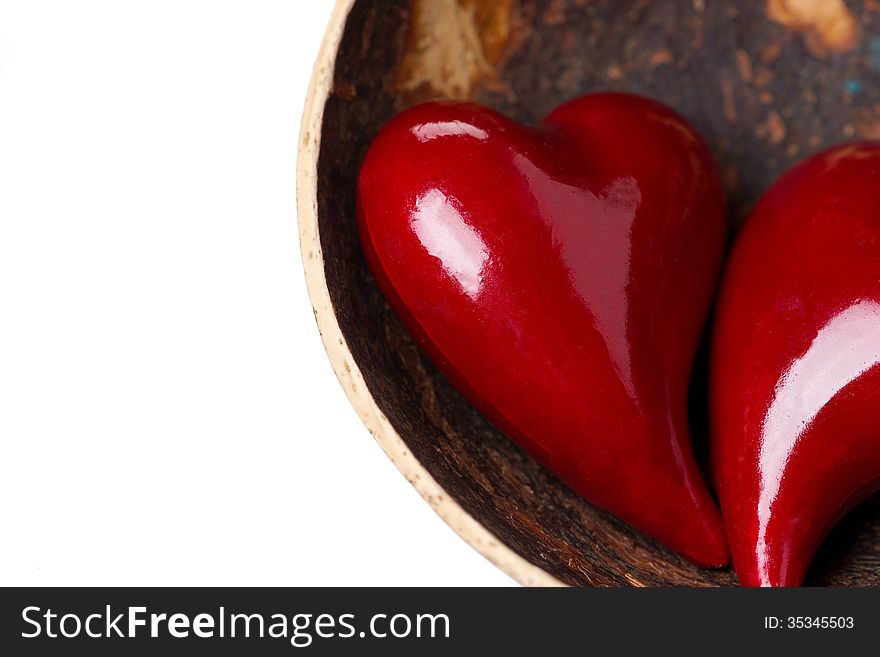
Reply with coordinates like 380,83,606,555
299,0,880,586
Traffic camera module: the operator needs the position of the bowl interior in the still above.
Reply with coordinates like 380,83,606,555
316,0,880,585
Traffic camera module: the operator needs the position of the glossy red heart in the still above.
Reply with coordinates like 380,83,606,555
357,93,729,567
712,142,880,586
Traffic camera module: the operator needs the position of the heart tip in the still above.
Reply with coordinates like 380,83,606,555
684,543,731,570
734,568,806,587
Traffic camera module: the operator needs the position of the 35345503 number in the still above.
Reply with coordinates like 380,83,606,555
764,616,854,629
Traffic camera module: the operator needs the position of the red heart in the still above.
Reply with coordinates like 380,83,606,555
358,93,729,567
712,143,880,586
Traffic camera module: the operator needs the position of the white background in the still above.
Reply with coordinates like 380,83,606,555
0,0,513,586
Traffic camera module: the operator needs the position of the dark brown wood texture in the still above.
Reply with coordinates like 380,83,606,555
315,0,880,586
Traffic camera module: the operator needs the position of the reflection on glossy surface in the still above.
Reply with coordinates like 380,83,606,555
359,94,729,566
411,120,489,142
712,142,880,587
756,301,880,585
514,151,642,395
411,188,489,300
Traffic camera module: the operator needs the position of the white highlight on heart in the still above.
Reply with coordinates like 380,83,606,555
756,298,880,584
411,121,489,142
411,188,489,299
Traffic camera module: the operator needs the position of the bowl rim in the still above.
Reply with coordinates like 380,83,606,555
296,0,563,587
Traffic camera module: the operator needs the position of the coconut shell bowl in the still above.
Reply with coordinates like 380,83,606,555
298,0,880,586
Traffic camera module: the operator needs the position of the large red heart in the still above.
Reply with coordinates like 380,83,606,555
712,143,880,586
357,93,729,567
